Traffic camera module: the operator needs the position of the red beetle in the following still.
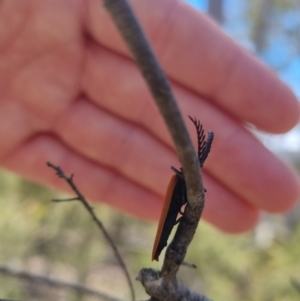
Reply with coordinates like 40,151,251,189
152,117,214,261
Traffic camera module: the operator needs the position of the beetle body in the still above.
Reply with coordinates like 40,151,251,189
152,172,186,261
152,117,214,261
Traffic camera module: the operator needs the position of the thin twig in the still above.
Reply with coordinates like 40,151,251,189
0,265,123,301
46,162,135,301
291,278,300,293
103,0,205,278
102,0,202,206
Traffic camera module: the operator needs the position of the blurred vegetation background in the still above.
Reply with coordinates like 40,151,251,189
0,167,299,301
1,0,300,300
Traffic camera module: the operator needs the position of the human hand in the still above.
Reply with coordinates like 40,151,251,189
1,0,299,233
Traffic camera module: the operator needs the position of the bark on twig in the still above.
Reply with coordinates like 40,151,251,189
46,162,135,301
102,0,213,299
103,0,205,269
136,269,213,301
0,266,123,301
102,0,201,201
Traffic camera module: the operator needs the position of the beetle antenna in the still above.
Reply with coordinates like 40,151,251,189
199,131,214,167
188,116,207,165
188,116,214,167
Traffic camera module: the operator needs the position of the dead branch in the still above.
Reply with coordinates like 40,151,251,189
0,265,123,301
46,162,135,301
102,1,213,300
291,278,300,293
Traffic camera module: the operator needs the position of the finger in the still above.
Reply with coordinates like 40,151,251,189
85,0,299,133
177,87,300,214
53,96,178,195
81,41,170,146
82,41,300,214
1,135,259,232
202,173,260,233
1,134,160,220
0,0,84,114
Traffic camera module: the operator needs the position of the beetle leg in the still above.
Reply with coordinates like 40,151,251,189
171,166,183,178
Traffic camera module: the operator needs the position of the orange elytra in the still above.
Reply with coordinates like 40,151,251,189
152,170,186,261
152,117,214,261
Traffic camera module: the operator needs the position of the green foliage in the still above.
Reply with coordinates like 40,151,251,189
0,169,299,301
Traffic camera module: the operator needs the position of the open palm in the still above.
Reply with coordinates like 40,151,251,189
1,0,299,232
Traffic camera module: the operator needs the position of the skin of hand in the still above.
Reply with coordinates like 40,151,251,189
0,0,299,233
